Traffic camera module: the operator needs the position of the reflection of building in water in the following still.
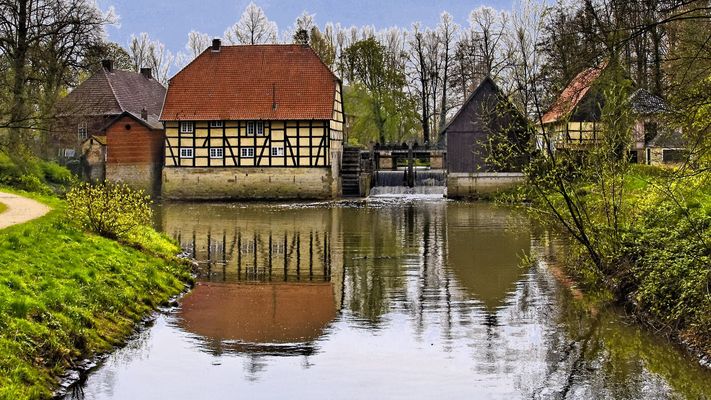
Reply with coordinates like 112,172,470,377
445,203,530,310
177,282,336,356
161,202,344,366
161,203,344,308
339,201,530,326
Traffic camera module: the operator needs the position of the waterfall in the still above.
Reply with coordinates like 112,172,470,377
370,169,447,197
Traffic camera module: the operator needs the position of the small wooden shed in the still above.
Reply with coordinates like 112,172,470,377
440,77,528,173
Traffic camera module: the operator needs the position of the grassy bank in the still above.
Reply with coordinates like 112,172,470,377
531,165,711,360
0,189,192,400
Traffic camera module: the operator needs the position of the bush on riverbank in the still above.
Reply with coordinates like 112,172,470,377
536,165,711,357
0,151,75,195
0,190,192,400
66,183,152,240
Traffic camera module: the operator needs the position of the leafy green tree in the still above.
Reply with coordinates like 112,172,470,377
344,37,414,144
83,41,132,72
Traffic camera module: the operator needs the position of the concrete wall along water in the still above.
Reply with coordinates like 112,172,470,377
447,172,526,199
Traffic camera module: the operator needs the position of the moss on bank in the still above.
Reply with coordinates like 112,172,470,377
0,189,192,400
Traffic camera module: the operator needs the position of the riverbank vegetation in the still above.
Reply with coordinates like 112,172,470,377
471,1,711,360
530,163,711,358
0,164,192,400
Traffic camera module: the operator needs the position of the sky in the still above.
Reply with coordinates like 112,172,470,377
98,0,515,55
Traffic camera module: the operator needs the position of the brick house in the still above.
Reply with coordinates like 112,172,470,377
53,60,166,173
159,40,345,200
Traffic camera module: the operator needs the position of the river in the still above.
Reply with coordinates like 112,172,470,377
66,199,711,399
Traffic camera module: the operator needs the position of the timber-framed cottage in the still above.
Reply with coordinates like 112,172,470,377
540,64,683,165
159,40,344,199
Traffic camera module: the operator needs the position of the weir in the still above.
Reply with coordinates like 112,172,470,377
369,169,447,197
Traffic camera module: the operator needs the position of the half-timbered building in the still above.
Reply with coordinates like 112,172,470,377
540,65,679,165
159,40,344,199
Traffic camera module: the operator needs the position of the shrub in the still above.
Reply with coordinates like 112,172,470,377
0,152,75,192
0,151,22,185
17,175,52,194
65,182,152,240
39,160,74,185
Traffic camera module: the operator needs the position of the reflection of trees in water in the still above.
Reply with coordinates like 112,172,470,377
528,235,711,399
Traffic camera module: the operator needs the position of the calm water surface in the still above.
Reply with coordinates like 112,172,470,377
68,199,711,400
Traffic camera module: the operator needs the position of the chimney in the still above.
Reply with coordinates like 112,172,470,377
140,107,148,121
212,38,221,52
140,67,152,79
101,59,113,72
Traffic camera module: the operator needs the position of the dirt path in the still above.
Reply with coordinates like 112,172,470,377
0,191,51,230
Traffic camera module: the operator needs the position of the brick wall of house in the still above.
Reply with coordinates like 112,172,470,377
105,115,164,195
106,115,163,164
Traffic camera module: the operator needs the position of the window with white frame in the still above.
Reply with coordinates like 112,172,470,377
63,148,76,158
240,147,255,158
271,146,284,157
209,148,223,158
180,148,193,158
77,122,88,140
180,121,194,133
247,121,264,135
209,121,223,128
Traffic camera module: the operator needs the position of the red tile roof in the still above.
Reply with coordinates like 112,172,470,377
541,65,605,124
160,45,339,121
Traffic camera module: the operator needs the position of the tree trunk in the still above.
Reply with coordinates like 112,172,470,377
9,0,30,156
438,46,450,134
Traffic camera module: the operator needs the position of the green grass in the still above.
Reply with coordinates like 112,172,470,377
0,190,191,400
0,202,6,214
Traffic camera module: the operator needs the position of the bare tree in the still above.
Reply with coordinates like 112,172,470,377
128,32,174,85
436,11,459,132
0,0,112,155
469,6,509,78
224,1,277,45
407,23,441,144
128,32,150,71
186,30,210,59
449,31,485,105
502,0,548,116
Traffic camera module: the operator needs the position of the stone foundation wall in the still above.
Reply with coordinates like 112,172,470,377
162,167,335,200
447,172,526,199
106,163,161,196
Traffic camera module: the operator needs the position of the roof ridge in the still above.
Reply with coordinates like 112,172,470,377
440,76,497,135
102,68,125,112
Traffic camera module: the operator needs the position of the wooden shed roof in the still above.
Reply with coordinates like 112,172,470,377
160,44,339,121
